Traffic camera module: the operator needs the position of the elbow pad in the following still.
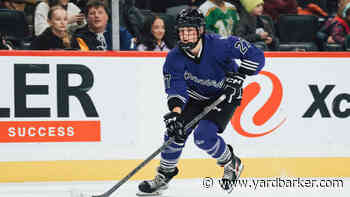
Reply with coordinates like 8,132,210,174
239,59,260,76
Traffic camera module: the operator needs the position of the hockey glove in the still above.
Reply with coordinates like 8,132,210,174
223,72,246,105
163,112,186,143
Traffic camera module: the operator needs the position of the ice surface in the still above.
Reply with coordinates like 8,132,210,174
0,178,348,197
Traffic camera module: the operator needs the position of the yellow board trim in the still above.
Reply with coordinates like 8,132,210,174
1,157,349,182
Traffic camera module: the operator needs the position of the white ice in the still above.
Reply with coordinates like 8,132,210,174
0,178,348,197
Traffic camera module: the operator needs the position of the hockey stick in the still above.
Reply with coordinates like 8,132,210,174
91,94,226,197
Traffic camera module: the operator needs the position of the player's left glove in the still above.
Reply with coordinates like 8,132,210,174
223,72,245,105
163,112,186,143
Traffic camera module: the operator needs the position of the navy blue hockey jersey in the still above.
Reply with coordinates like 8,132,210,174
163,34,265,110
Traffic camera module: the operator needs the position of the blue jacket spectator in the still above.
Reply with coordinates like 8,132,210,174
71,0,134,50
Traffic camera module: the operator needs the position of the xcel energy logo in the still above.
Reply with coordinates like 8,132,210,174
303,85,350,118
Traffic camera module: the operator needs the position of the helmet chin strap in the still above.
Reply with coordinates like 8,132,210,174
184,40,201,54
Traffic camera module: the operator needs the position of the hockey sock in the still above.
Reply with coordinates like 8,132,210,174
193,120,227,158
160,134,185,171
216,145,232,165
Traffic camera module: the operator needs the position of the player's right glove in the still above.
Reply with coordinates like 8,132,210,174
223,72,246,105
163,112,186,143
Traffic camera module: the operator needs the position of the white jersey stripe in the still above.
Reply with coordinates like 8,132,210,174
240,64,257,71
241,61,258,69
187,89,210,100
242,59,259,66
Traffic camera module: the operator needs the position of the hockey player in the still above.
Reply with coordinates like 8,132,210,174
137,8,265,196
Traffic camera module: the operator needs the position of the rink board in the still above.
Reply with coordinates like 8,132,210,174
0,51,349,182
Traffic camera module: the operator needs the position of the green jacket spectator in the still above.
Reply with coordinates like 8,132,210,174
199,0,239,37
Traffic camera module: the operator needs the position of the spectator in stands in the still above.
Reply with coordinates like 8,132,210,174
263,0,298,21
71,0,134,50
199,0,240,37
34,0,85,36
327,1,350,47
119,0,145,42
315,0,345,50
236,0,279,50
137,14,174,51
30,5,71,49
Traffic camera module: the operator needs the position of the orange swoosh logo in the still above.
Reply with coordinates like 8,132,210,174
231,71,286,137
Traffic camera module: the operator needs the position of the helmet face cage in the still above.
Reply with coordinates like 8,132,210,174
175,8,205,50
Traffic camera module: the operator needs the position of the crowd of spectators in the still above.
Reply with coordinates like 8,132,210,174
0,0,349,51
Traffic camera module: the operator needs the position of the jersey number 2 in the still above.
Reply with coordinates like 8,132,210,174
234,38,250,55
